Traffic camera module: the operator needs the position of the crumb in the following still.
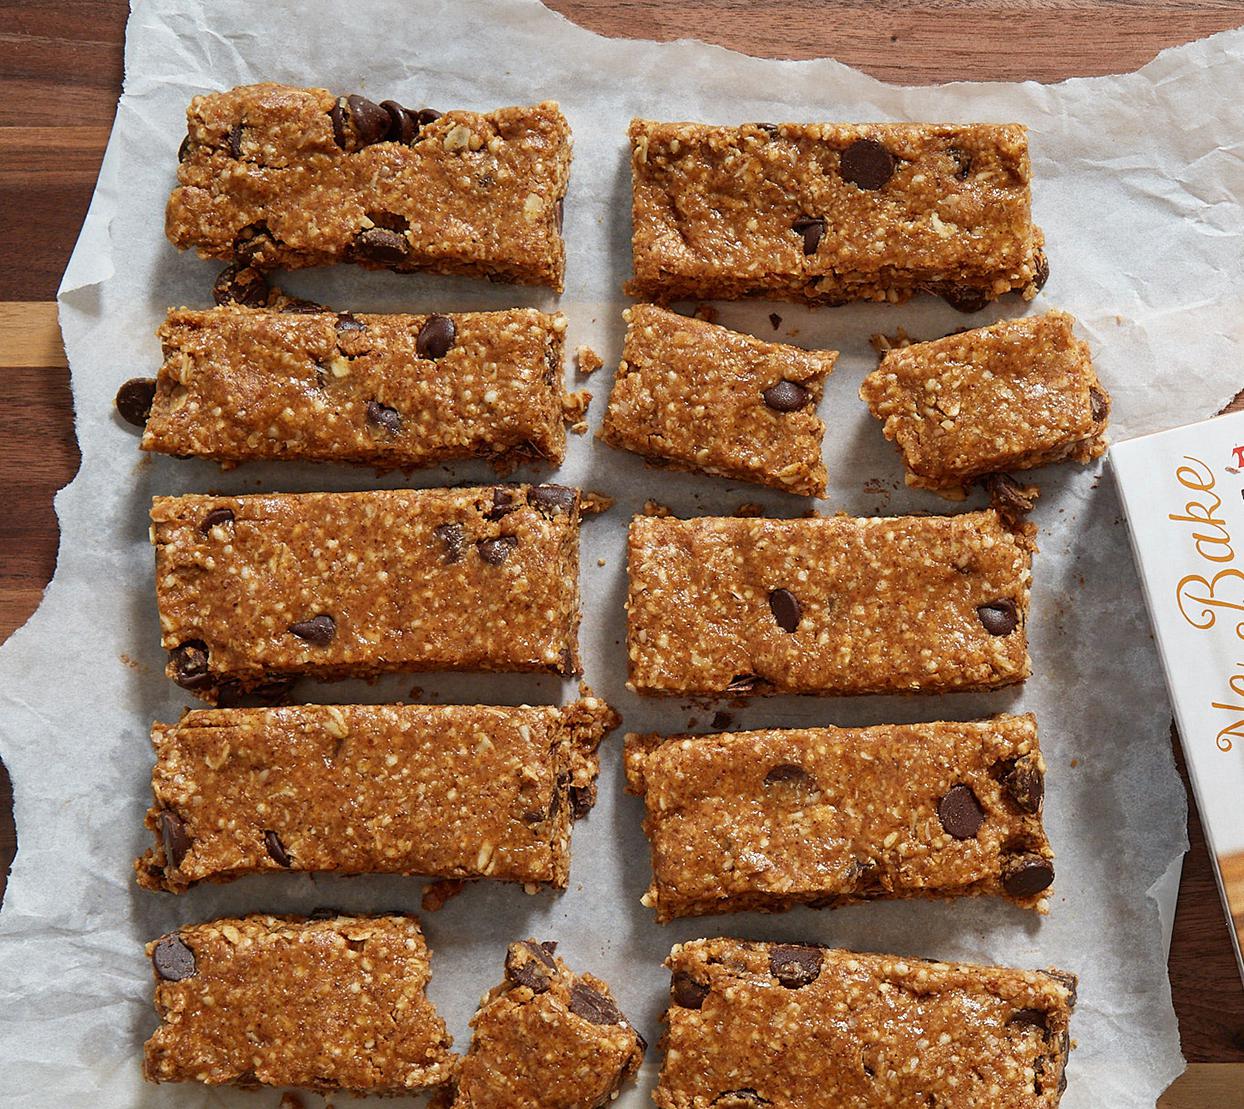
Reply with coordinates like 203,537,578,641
643,499,672,517
735,502,765,518
1070,758,1079,768
571,421,589,435
869,328,912,355
562,390,591,427
693,304,719,324
580,491,615,516
575,345,603,375
768,312,782,331
711,711,734,729
422,878,466,912
597,558,606,567
119,653,143,671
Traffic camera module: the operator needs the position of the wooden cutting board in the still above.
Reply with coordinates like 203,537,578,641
1,2,1243,1103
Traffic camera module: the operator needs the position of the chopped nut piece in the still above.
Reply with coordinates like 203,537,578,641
575,345,604,375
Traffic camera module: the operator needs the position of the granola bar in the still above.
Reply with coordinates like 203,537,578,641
625,713,1054,921
658,938,1075,1107
141,305,572,471
166,83,571,289
152,484,582,702
434,940,645,1108
626,509,1033,696
627,119,1046,309
860,311,1110,496
136,697,619,894
599,304,836,496
143,913,456,1094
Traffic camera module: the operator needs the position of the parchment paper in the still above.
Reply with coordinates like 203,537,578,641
4,1,1244,1104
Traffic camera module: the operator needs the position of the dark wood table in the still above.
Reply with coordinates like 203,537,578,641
3,3,1243,1103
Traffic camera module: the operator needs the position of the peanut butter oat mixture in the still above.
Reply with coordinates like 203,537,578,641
625,714,1053,921
626,509,1034,696
860,310,1110,496
143,914,457,1094
658,939,1075,1108
143,306,572,471
434,940,645,1108
627,120,1046,308
151,484,582,701
166,84,571,288
600,304,836,496
136,698,619,894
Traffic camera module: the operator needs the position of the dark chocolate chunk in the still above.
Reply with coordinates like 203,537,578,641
977,599,1019,636
791,215,825,255
199,507,235,534
226,123,244,159
764,763,812,787
346,94,391,147
177,133,191,162
233,222,276,268
381,100,417,143
288,615,336,646
352,227,410,264
416,108,442,127
152,934,196,981
762,380,811,412
366,400,402,435
263,830,291,867
159,810,191,870
568,785,592,819
433,522,465,563
752,122,779,135
768,588,802,633
531,484,576,515
839,138,896,189
725,674,760,694
984,473,1036,520
486,488,517,520
477,536,518,565
949,147,972,179
504,941,556,993
938,784,986,840
330,98,349,148
1089,386,1108,423
568,981,623,1025
280,297,326,314
416,314,457,360
212,262,269,308
768,313,782,330
769,944,823,988
1008,1007,1050,1032
671,971,710,1009
171,640,211,690
1002,852,1055,898
1044,969,1078,1008
336,311,367,333
938,284,991,313
1033,250,1050,292
1001,756,1044,814
115,378,157,427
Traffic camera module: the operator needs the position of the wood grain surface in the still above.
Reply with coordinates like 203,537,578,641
2,2,1243,1103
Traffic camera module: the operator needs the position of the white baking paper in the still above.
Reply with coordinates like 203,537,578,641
5,1,1244,1104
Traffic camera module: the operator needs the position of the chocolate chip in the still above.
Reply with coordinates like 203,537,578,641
938,284,990,313
212,262,269,307
416,314,456,359
711,1093,771,1107
768,313,782,330
768,588,801,633
433,522,465,563
367,210,409,233
839,138,896,189
569,785,592,818
983,473,1036,520
261,829,291,867
330,98,349,148
764,763,811,787
366,400,402,435
671,971,710,1009
791,215,824,255
171,641,211,690
752,122,779,135
152,934,196,981
199,507,235,534
505,941,556,993
486,489,517,521
177,133,191,162
1089,386,1108,423
938,784,986,840
381,100,417,144
769,944,823,988
336,312,366,333
1033,250,1050,292
115,378,157,427
280,297,326,314
478,536,518,566
531,484,576,515
288,615,336,646
949,147,972,179
416,108,442,127
352,227,409,264
233,222,276,268
1001,757,1044,814
1002,853,1055,898
977,599,1019,636
568,981,622,1025
762,380,811,412
347,94,391,146
225,123,244,159
725,674,760,694
1044,969,1078,1008
159,810,191,870
1008,1008,1050,1032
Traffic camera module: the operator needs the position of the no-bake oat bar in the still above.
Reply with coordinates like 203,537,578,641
152,484,582,702
143,913,456,1094
599,304,836,496
626,508,1033,696
434,940,645,1108
166,83,571,289
627,119,1046,308
137,697,619,894
141,305,574,471
625,713,1053,921
861,311,1110,496
657,938,1076,1107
